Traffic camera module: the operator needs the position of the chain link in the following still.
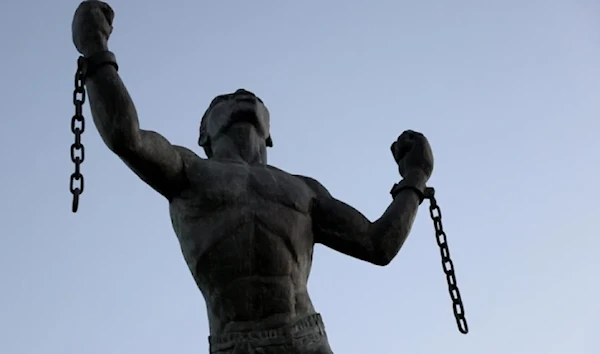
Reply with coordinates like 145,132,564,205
70,57,87,213
424,187,469,334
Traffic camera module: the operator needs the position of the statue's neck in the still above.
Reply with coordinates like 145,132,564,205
210,124,267,165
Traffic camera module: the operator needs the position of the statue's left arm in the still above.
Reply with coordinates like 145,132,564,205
304,130,434,266
304,172,424,266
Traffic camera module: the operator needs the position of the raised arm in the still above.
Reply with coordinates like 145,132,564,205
305,130,434,266
72,1,188,199
85,65,189,199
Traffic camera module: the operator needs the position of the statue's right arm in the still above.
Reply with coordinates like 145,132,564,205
86,65,190,199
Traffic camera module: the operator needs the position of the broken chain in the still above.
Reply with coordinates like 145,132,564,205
70,57,87,213
424,187,468,334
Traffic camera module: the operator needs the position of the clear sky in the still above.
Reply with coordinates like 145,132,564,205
1,1,599,353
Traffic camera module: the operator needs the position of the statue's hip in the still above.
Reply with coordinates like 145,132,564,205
208,313,333,353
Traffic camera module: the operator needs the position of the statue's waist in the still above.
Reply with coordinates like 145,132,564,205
202,277,312,320
208,313,330,352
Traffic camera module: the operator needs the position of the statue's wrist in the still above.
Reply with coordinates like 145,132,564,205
390,171,428,203
80,42,109,58
82,50,119,79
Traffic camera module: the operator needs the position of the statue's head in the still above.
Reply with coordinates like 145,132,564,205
198,89,272,158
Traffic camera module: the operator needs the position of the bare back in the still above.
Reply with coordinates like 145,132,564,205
169,147,318,335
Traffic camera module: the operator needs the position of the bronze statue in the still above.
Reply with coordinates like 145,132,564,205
71,1,453,352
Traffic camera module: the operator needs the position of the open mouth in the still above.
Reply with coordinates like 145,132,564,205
231,110,257,123
225,110,261,133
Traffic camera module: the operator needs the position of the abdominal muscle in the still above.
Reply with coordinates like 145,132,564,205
205,275,316,334
187,221,316,336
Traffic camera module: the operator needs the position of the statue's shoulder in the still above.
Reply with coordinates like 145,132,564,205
173,145,206,168
291,174,331,198
174,145,200,158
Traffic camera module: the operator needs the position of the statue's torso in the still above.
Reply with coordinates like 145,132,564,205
169,155,317,335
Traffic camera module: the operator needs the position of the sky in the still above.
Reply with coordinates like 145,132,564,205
1,0,599,353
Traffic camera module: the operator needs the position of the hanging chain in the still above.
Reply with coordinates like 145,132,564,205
424,187,469,334
70,57,87,213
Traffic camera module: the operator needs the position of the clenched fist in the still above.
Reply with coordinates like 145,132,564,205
72,1,114,57
391,130,434,182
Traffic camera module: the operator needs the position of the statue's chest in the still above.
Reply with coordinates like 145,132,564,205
169,162,314,279
184,162,312,214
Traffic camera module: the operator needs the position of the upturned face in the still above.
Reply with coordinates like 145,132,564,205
200,89,271,146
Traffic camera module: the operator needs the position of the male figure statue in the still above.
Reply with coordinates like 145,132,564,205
72,2,434,353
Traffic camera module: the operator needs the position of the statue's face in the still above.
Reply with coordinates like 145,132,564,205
202,89,271,144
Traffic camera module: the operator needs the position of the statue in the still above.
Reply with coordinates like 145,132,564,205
71,1,459,352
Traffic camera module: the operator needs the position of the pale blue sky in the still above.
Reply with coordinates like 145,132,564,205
1,1,599,353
